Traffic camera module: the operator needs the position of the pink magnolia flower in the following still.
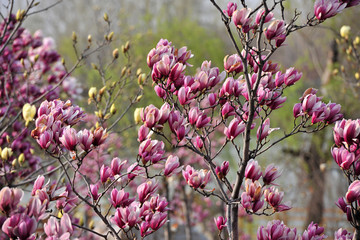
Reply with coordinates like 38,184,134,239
182,165,211,189
245,179,262,201
255,8,274,24
334,228,353,239
137,179,159,203
331,146,355,170
2,214,37,240
216,161,230,179
223,2,237,17
0,187,23,214
232,8,254,33
224,54,243,74
257,220,297,240
112,204,141,229
32,175,46,195
76,129,93,151
284,67,302,86
111,157,127,176
100,165,112,183
154,85,166,99
110,189,135,208
264,186,291,212
264,20,286,43
138,139,165,165
149,212,167,230
149,195,169,212
224,118,246,140
302,222,326,240
37,130,53,149
141,104,161,129
345,180,360,203
138,125,151,142
221,102,236,118
214,216,227,231
177,86,193,105
91,127,108,146
314,0,346,20
263,164,281,185
90,183,100,201
164,155,182,177
257,118,278,142
245,159,262,181
44,213,73,239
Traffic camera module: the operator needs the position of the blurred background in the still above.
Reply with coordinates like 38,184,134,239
8,0,360,239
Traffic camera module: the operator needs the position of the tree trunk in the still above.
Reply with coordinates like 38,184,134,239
303,138,325,227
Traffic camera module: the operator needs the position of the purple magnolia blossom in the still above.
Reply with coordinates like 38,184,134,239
302,222,326,240
110,189,135,208
214,216,227,231
314,0,347,20
2,214,37,240
232,8,254,33
345,180,360,203
257,220,297,240
223,2,237,17
245,159,262,181
0,187,23,214
182,165,211,189
164,155,183,177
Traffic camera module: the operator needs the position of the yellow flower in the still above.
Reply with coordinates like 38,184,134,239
88,87,97,99
22,103,36,127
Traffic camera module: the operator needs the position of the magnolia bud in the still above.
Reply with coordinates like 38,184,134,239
340,25,351,39
112,48,119,59
356,73,360,80
138,73,146,85
99,86,106,96
134,108,143,124
354,36,360,45
88,87,97,99
1,147,13,160
136,68,142,76
18,153,25,165
108,32,114,41
110,104,117,114
88,34,92,43
72,31,77,43
22,103,36,127
121,67,126,77
89,220,95,229
103,13,109,22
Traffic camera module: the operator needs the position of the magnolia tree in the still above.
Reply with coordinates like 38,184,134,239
143,0,360,239
1,0,360,240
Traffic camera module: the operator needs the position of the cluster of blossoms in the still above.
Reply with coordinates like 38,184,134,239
293,88,343,125
31,99,109,155
0,176,78,239
332,118,360,231
240,159,289,214
0,15,82,186
110,179,169,238
257,220,329,240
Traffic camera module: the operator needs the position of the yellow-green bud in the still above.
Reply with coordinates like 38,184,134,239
355,72,360,80
354,36,360,45
340,25,351,39
138,73,146,85
72,31,77,43
88,87,97,99
1,147,13,160
110,104,116,114
18,153,25,165
22,103,36,127
88,34,92,43
121,67,127,77
134,108,143,124
103,13,109,22
99,86,106,96
108,32,114,41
